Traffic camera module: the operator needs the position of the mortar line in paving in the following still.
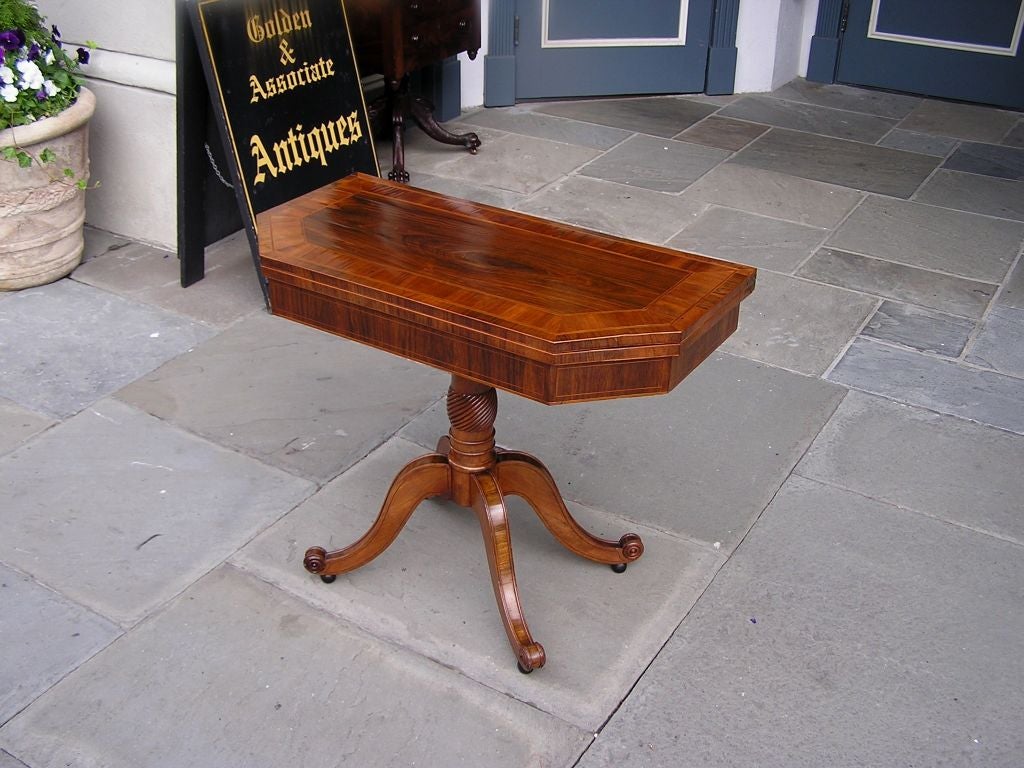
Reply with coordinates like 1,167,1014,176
959,244,1024,363
821,297,884,379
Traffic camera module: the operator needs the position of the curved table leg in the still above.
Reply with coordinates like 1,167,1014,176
304,454,449,578
496,450,644,568
410,97,481,154
471,471,546,673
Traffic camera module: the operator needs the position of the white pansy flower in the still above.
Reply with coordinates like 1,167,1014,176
45,49,56,65
0,65,13,85
1,83,19,103
16,59,44,90
43,79,58,97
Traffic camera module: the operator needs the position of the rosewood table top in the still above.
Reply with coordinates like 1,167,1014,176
258,173,756,404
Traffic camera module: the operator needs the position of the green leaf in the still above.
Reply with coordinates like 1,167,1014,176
17,152,32,168
63,167,75,178
39,148,57,164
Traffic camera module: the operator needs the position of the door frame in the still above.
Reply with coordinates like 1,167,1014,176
483,0,739,106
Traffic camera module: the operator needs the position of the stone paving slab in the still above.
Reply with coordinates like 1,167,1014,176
943,141,1024,181
401,353,846,550
721,270,878,376
535,96,717,138
667,206,828,273
0,751,27,768
717,95,897,143
0,280,217,419
797,391,1024,545
457,105,633,150
116,312,447,484
1000,255,1024,310
829,338,1024,435
234,436,722,731
409,171,526,209
0,398,53,458
877,128,958,157
797,247,997,320
914,169,1024,221
827,196,1022,283
860,301,974,358
579,475,1024,767
0,565,590,768
964,306,1024,378
770,78,919,119
731,128,939,198
72,230,266,327
0,563,120,725
898,99,1020,143
515,175,705,243
673,115,768,151
1004,120,1024,147
578,134,730,193
679,163,863,229
0,399,314,626
408,129,600,195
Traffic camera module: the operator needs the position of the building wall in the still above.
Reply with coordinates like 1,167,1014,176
31,0,820,248
35,0,177,248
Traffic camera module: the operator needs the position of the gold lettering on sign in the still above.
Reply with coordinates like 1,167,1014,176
246,7,313,44
249,57,336,103
250,111,365,185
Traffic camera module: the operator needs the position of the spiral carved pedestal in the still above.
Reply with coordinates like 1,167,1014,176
303,374,644,672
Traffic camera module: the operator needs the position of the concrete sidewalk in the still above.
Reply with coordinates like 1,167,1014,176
2,78,1022,767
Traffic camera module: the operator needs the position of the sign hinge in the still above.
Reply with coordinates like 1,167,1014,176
514,15,520,46
838,0,850,34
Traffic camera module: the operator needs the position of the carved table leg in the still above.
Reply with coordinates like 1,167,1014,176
303,454,448,580
410,97,481,155
305,374,643,672
496,450,644,570
471,471,545,673
387,83,411,183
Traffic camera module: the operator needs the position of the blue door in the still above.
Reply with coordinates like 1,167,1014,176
836,0,1024,109
514,0,715,100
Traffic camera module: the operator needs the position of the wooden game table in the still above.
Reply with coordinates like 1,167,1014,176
257,173,755,672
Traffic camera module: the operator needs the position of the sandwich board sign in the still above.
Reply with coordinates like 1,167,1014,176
185,0,379,297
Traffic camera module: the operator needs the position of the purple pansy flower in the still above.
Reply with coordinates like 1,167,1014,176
76,47,89,64
51,25,60,44
0,29,24,51
35,88,47,101
28,43,40,61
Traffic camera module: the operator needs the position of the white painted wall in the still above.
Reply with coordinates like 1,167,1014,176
35,0,177,248
735,0,819,92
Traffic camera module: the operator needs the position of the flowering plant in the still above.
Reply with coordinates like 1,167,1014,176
1,0,92,176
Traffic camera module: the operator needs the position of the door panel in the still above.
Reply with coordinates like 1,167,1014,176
515,0,714,100
546,0,683,42
836,0,1024,109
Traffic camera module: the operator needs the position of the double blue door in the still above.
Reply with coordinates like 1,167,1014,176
514,0,715,100
836,0,1024,109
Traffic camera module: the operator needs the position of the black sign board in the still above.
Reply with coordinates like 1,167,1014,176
184,0,379,296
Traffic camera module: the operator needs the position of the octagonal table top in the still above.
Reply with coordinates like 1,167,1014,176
258,173,755,404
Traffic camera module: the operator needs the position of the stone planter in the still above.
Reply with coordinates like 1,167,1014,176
0,87,95,291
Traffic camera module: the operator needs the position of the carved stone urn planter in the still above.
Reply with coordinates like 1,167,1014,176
0,86,94,291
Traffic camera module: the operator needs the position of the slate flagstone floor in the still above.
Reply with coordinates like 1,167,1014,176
1,78,1022,767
